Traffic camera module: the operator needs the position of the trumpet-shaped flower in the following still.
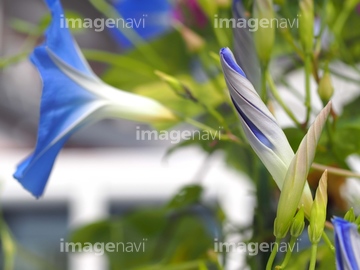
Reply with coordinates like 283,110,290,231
13,0,175,198
219,47,315,215
333,217,360,270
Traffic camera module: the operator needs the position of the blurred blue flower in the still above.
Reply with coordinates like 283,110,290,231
110,0,209,48
333,217,360,270
110,0,173,48
13,0,175,198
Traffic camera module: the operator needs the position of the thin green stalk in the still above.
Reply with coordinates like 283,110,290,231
266,71,302,129
183,117,243,145
266,238,281,270
279,236,297,269
312,163,360,179
0,51,30,69
322,231,335,253
332,0,360,38
304,54,312,125
0,32,39,69
309,244,318,270
261,65,268,103
83,49,155,77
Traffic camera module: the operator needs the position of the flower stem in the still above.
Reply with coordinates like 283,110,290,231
266,238,281,270
304,54,312,125
309,244,318,270
322,231,335,253
266,71,302,129
261,65,268,103
183,117,243,145
279,236,297,269
311,163,360,179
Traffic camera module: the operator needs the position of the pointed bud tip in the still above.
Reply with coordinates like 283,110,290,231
290,206,305,237
344,207,356,223
220,47,247,78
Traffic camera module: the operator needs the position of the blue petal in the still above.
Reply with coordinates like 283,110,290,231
109,0,172,48
42,0,94,76
220,47,247,78
13,0,100,197
333,217,360,270
231,97,272,148
220,47,271,149
14,136,68,197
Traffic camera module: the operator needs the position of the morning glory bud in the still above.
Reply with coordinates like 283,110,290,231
299,0,314,53
318,69,334,104
220,47,319,217
253,0,275,66
274,104,331,239
290,206,305,238
308,170,328,244
333,217,360,269
344,208,356,223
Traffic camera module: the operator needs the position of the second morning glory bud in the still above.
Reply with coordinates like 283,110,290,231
274,104,331,239
290,206,305,238
299,0,314,53
308,170,328,244
253,0,275,66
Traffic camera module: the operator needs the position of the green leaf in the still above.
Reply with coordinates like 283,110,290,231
167,185,203,210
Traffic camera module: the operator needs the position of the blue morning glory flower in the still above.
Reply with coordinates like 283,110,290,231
333,217,360,270
13,0,175,198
